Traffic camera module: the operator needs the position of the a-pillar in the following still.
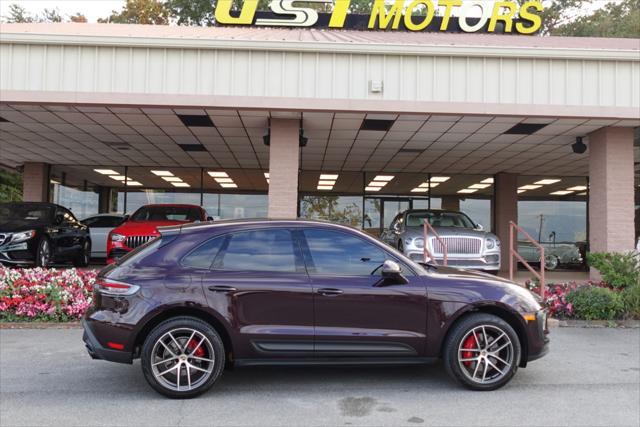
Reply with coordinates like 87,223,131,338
22,162,50,202
267,119,300,219
493,172,518,273
588,127,635,278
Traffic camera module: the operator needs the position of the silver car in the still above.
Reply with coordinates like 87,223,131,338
81,214,125,258
380,209,501,272
518,241,583,270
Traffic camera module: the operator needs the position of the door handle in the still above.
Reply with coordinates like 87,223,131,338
317,288,343,296
207,285,237,293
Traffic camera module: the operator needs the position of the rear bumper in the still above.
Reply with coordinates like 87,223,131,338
82,318,133,364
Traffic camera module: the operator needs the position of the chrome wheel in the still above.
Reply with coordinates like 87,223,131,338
544,255,559,270
457,325,514,385
38,239,51,267
150,328,215,392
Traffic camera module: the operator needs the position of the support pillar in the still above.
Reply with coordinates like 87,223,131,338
494,172,518,273
98,186,112,213
267,119,300,219
588,127,635,278
441,195,460,211
22,162,50,202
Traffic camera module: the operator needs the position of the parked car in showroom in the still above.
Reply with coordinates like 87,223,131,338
83,219,549,398
381,209,501,273
106,204,210,264
0,202,91,267
81,214,125,259
517,240,583,271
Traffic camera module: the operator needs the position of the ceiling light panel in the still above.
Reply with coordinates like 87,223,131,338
469,184,491,189
94,169,119,175
458,189,478,194
519,185,542,190
480,177,494,184
534,179,561,185
208,171,229,178
567,186,587,191
151,170,173,177
373,175,395,182
550,190,574,195
430,176,451,183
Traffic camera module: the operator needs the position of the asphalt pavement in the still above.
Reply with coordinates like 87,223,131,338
0,327,638,427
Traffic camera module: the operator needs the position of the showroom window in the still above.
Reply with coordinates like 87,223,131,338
517,200,587,244
299,196,363,227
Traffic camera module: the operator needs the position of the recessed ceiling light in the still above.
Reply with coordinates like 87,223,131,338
220,183,238,188
481,177,494,184
94,169,119,175
577,192,587,196
318,180,336,186
550,190,574,195
208,171,229,178
534,179,561,185
373,175,395,182
365,187,382,192
567,186,587,191
458,189,477,194
519,185,542,190
126,181,143,186
172,182,191,188
469,183,491,189
215,177,234,183
320,174,339,180
518,189,527,194
317,185,333,190
151,170,173,177
109,175,127,181
430,176,450,183
411,188,429,193
368,181,387,187
162,177,183,182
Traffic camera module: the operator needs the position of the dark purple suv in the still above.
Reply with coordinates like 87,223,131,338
83,219,549,398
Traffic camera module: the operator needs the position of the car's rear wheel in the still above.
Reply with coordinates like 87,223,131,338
141,317,225,399
544,255,559,271
73,240,91,267
443,313,521,391
35,237,51,268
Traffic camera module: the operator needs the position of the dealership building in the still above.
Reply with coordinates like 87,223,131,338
0,23,638,275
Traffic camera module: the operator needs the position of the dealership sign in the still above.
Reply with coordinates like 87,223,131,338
215,0,544,34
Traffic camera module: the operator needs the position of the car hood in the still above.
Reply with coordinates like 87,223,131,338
403,226,495,239
0,220,48,232
112,220,189,236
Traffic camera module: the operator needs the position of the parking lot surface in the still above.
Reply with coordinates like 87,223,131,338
1,327,638,427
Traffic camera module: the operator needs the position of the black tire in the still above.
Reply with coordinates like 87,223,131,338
35,237,52,268
141,316,225,399
443,313,521,391
73,239,91,267
397,241,404,253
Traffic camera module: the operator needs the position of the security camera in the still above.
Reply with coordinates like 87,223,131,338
571,136,587,154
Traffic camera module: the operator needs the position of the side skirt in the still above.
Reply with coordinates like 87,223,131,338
234,357,439,367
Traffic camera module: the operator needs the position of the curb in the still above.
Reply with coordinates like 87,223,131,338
553,319,640,328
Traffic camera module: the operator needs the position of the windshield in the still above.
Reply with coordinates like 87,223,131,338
0,204,53,222
405,211,476,229
131,206,201,222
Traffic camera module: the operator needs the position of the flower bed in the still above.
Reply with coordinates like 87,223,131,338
0,267,97,322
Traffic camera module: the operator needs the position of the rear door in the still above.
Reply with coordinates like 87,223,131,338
299,227,428,358
199,227,314,360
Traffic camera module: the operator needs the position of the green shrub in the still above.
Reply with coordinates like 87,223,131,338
621,285,640,319
565,286,624,320
587,252,640,289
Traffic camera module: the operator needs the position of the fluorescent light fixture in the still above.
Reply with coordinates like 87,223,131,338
109,175,126,181
534,179,561,185
411,188,429,193
151,170,173,177
162,177,183,182
365,186,382,192
517,189,527,194
481,177,494,184
318,180,336,186
94,169,119,175
215,177,234,183
519,185,542,190
577,192,587,196
550,190,574,195
430,176,450,183
320,174,339,180
458,189,477,194
368,181,387,187
469,183,491,189
126,181,143,186
373,175,395,182
50,179,61,185
207,171,229,178
220,183,238,188
317,185,333,190
567,186,587,191
418,182,439,188
264,173,270,178
171,182,190,188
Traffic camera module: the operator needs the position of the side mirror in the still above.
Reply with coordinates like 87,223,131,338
378,260,408,285
475,223,484,231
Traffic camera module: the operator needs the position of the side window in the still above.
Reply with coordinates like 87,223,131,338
215,229,299,273
182,236,225,269
303,228,387,276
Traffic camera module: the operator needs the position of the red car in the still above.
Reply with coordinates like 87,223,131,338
107,204,210,264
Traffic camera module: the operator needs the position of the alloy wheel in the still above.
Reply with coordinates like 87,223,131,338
150,328,215,392
457,324,514,385
544,255,559,270
39,240,51,267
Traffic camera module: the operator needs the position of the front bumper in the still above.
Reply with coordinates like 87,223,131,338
405,249,500,271
525,310,550,364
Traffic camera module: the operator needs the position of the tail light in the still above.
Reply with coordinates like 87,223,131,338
95,277,140,296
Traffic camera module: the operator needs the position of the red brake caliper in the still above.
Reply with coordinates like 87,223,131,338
461,334,477,367
186,339,205,358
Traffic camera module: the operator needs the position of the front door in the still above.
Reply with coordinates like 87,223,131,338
298,227,427,358
200,227,314,360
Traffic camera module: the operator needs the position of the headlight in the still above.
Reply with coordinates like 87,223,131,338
485,238,496,250
413,237,425,248
110,233,126,243
10,230,36,243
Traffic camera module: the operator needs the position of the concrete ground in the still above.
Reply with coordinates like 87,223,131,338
1,327,638,427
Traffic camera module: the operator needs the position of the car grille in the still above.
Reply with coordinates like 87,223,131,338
125,235,154,249
430,237,482,255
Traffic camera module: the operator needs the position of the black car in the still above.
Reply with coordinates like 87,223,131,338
0,202,91,267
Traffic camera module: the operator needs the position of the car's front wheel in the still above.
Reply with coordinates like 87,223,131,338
141,317,225,399
73,239,91,267
35,237,51,268
443,313,521,391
